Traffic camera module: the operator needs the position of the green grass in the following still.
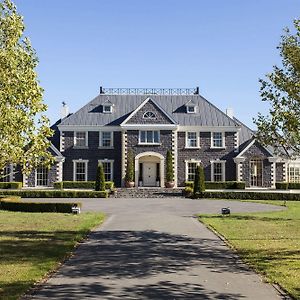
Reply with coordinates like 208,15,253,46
199,201,300,299
0,211,105,300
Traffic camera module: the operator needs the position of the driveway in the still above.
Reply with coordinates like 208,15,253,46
28,198,284,299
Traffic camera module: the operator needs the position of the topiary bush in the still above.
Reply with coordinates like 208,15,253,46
95,163,106,191
125,149,134,183
193,165,205,195
166,150,174,182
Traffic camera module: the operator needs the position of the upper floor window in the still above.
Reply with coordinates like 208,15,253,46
103,105,113,113
186,132,199,148
211,132,225,148
99,132,113,148
187,105,196,113
143,111,156,119
139,130,160,144
74,131,88,147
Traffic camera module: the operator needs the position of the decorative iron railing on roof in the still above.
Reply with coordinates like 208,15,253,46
99,87,199,95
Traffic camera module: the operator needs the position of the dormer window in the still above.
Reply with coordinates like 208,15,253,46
103,104,113,113
187,105,196,113
143,111,156,119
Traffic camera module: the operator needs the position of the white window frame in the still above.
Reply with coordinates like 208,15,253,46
143,111,157,119
211,132,225,149
35,166,49,187
139,130,160,145
103,104,113,113
210,160,226,182
288,163,300,183
74,131,88,148
185,160,202,181
98,159,114,182
185,131,200,149
1,164,13,182
73,160,88,181
99,131,114,148
186,105,196,114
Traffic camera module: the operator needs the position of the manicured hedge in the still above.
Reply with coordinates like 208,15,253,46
276,182,300,190
0,190,108,198
0,182,23,189
194,191,300,201
53,181,115,191
0,198,82,213
185,181,246,190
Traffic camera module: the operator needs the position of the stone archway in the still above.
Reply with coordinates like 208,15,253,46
135,152,165,187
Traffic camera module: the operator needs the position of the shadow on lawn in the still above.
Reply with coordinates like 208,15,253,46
201,215,294,222
28,230,252,299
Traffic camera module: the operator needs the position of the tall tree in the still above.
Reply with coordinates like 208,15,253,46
0,0,53,175
254,19,300,157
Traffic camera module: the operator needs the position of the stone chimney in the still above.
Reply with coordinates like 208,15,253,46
226,108,234,119
60,102,69,119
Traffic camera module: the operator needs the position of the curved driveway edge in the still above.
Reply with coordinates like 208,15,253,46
27,198,285,299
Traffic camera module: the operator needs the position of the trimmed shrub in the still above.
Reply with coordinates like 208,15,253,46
194,191,300,201
0,190,108,198
95,163,106,191
183,187,193,198
276,182,289,190
288,182,300,189
193,165,205,194
0,182,22,189
53,182,63,189
105,181,114,190
185,181,246,190
0,199,82,213
62,181,95,189
166,150,174,182
125,149,134,182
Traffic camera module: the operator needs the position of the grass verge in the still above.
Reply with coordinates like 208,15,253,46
199,201,300,299
0,210,105,300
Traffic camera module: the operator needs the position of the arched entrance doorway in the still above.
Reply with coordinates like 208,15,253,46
135,152,165,187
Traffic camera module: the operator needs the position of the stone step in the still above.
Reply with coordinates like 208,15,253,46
112,188,184,198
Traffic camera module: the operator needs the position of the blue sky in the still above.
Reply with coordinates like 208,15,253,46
14,0,300,128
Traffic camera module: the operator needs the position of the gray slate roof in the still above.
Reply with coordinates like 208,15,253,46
60,94,240,127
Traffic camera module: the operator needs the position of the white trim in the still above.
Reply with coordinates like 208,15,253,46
210,160,226,182
74,131,88,148
121,97,177,125
186,105,196,114
121,131,127,187
143,111,157,119
58,125,121,132
122,124,178,130
103,104,113,114
60,132,65,152
211,132,225,149
72,159,89,181
172,130,178,187
178,126,240,132
98,159,114,181
185,131,200,149
35,166,49,187
99,131,114,148
184,159,202,181
50,143,64,158
236,138,274,158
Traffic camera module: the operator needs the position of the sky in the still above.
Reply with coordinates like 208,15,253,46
14,0,300,128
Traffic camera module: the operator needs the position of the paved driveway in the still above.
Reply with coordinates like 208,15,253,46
28,198,285,299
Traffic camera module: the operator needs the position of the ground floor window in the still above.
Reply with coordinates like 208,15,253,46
288,165,300,183
36,166,49,186
0,165,12,182
185,161,201,181
99,160,114,181
73,160,88,181
211,161,225,182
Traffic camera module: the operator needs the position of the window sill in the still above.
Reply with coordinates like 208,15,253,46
210,147,226,150
138,143,161,146
185,146,201,150
73,146,89,149
98,146,114,150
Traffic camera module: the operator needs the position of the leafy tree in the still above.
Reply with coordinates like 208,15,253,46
254,19,300,157
193,165,205,195
95,163,105,191
166,150,174,182
125,149,134,182
0,0,53,176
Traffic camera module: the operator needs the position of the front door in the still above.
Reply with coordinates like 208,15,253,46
143,162,157,187
250,159,263,187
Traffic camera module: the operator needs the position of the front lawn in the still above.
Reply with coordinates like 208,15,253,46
199,201,300,299
0,211,105,300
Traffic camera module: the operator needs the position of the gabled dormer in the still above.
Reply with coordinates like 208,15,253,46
185,100,197,114
102,99,114,114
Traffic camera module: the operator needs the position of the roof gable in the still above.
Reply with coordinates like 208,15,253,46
121,97,177,125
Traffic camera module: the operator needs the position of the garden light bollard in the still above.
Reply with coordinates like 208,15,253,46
72,204,81,214
221,207,230,215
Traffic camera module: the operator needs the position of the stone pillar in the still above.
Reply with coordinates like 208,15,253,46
172,130,178,187
268,157,277,188
234,157,245,182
